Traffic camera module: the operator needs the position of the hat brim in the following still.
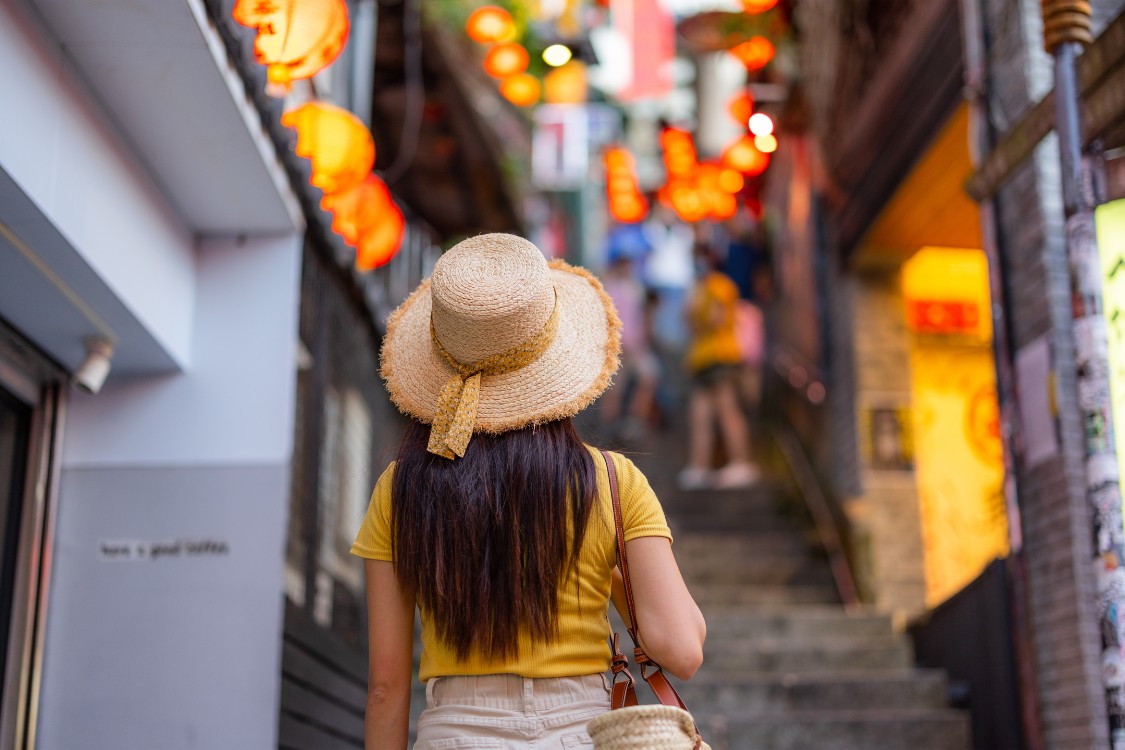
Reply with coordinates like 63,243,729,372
380,259,622,433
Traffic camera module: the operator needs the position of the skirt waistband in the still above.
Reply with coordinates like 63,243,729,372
425,673,611,713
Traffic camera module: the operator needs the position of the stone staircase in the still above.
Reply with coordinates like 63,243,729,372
639,454,972,750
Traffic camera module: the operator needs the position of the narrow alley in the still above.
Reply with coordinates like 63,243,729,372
3,0,1125,749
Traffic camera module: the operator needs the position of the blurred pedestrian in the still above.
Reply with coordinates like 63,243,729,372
352,235,705,748
600,250,661,440
679,244,759,491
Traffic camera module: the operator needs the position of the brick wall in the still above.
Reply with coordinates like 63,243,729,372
985,0,1112,745
847,269,929,620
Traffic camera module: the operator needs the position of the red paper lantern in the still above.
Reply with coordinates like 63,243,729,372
499,74,542,107
356,203,406,270
729,36,775,71
466,6,515,44
721,135,770,176
484,43,531,78
232,0,350,94
727,92,755,125
282,103,375,194
321,175,393,246
740,0,779,13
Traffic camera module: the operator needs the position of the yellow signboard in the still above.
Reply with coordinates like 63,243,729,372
1097,199,1125,476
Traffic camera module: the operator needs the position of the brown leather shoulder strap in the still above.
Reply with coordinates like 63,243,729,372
602,449,640,644
600,449,690,714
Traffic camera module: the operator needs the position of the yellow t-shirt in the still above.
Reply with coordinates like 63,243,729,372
686,271,743,374
351,445,671,681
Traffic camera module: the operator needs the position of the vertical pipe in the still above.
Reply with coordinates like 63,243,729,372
1042,4,1125,744
958,1,1043,744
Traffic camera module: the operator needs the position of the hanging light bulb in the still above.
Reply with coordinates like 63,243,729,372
232,0,350,95
543,44,574,67
748,113,774,137
466,6,515,44
281,102,375,194
754,134,778,153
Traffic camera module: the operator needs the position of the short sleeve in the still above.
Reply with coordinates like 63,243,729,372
351,462,396,560
611,452,672,543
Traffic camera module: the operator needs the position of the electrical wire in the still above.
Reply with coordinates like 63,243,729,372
383,0,424,185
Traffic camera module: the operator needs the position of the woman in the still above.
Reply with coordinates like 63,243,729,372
678,245,758,491
352,234,706,748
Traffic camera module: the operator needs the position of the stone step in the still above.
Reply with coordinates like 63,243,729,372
673,533,816,558
672,515,816,535
659,491,803,515
690,582,840,607
678,556,837,587
674,670,948,713
703,709,971,750
697,607,894,640
703,635,913,673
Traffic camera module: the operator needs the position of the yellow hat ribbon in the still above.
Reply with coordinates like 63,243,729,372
427,295,560,459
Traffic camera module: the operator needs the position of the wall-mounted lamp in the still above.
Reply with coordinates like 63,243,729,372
74,337,114,394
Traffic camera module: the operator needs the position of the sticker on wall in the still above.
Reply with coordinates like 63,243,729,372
98,539,230,562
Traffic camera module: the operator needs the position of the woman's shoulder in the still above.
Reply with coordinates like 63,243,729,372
583,445,647,483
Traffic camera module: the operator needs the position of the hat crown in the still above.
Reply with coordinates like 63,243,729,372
430,234,555,364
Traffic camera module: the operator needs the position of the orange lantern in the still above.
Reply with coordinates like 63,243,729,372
232,0,350,95
282,103,375,194
604,147,649,224
544,61,588,104
669,185,707,223
499,74,542,107
356,203,406,270
484,42,530,78
718,168,745,193
728,92,755,125
660,128,699,179
710,192,739,220
729,36,775,71
740,0,779,12
722,135,770,176
466,6,515,44
321,175,393,246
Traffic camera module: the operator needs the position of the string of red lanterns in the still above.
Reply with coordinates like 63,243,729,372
604,148,649,224
235,1,405,269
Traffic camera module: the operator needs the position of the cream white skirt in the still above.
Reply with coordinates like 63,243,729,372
413,673,612,749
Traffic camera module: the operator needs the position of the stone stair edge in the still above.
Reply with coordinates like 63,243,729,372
680,668,946,686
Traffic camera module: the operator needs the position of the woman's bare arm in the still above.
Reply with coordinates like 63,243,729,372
363,559,415,749
620,537,706,680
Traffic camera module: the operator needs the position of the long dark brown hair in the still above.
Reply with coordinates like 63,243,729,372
391,417,597,660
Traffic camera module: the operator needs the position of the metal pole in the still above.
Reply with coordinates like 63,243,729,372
1042,2,1125,745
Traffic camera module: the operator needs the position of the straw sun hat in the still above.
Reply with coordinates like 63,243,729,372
381,233,622,458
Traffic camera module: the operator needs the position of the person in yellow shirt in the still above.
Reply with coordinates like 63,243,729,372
353,235,706,749
679,247,758,490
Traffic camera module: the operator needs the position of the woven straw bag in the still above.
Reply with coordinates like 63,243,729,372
589,450,709,750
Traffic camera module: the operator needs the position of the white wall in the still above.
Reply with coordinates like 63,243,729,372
39,234,301,749
0,1,196,368
62,234,302,468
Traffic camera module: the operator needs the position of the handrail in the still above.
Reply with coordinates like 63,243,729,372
773,426,859,608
